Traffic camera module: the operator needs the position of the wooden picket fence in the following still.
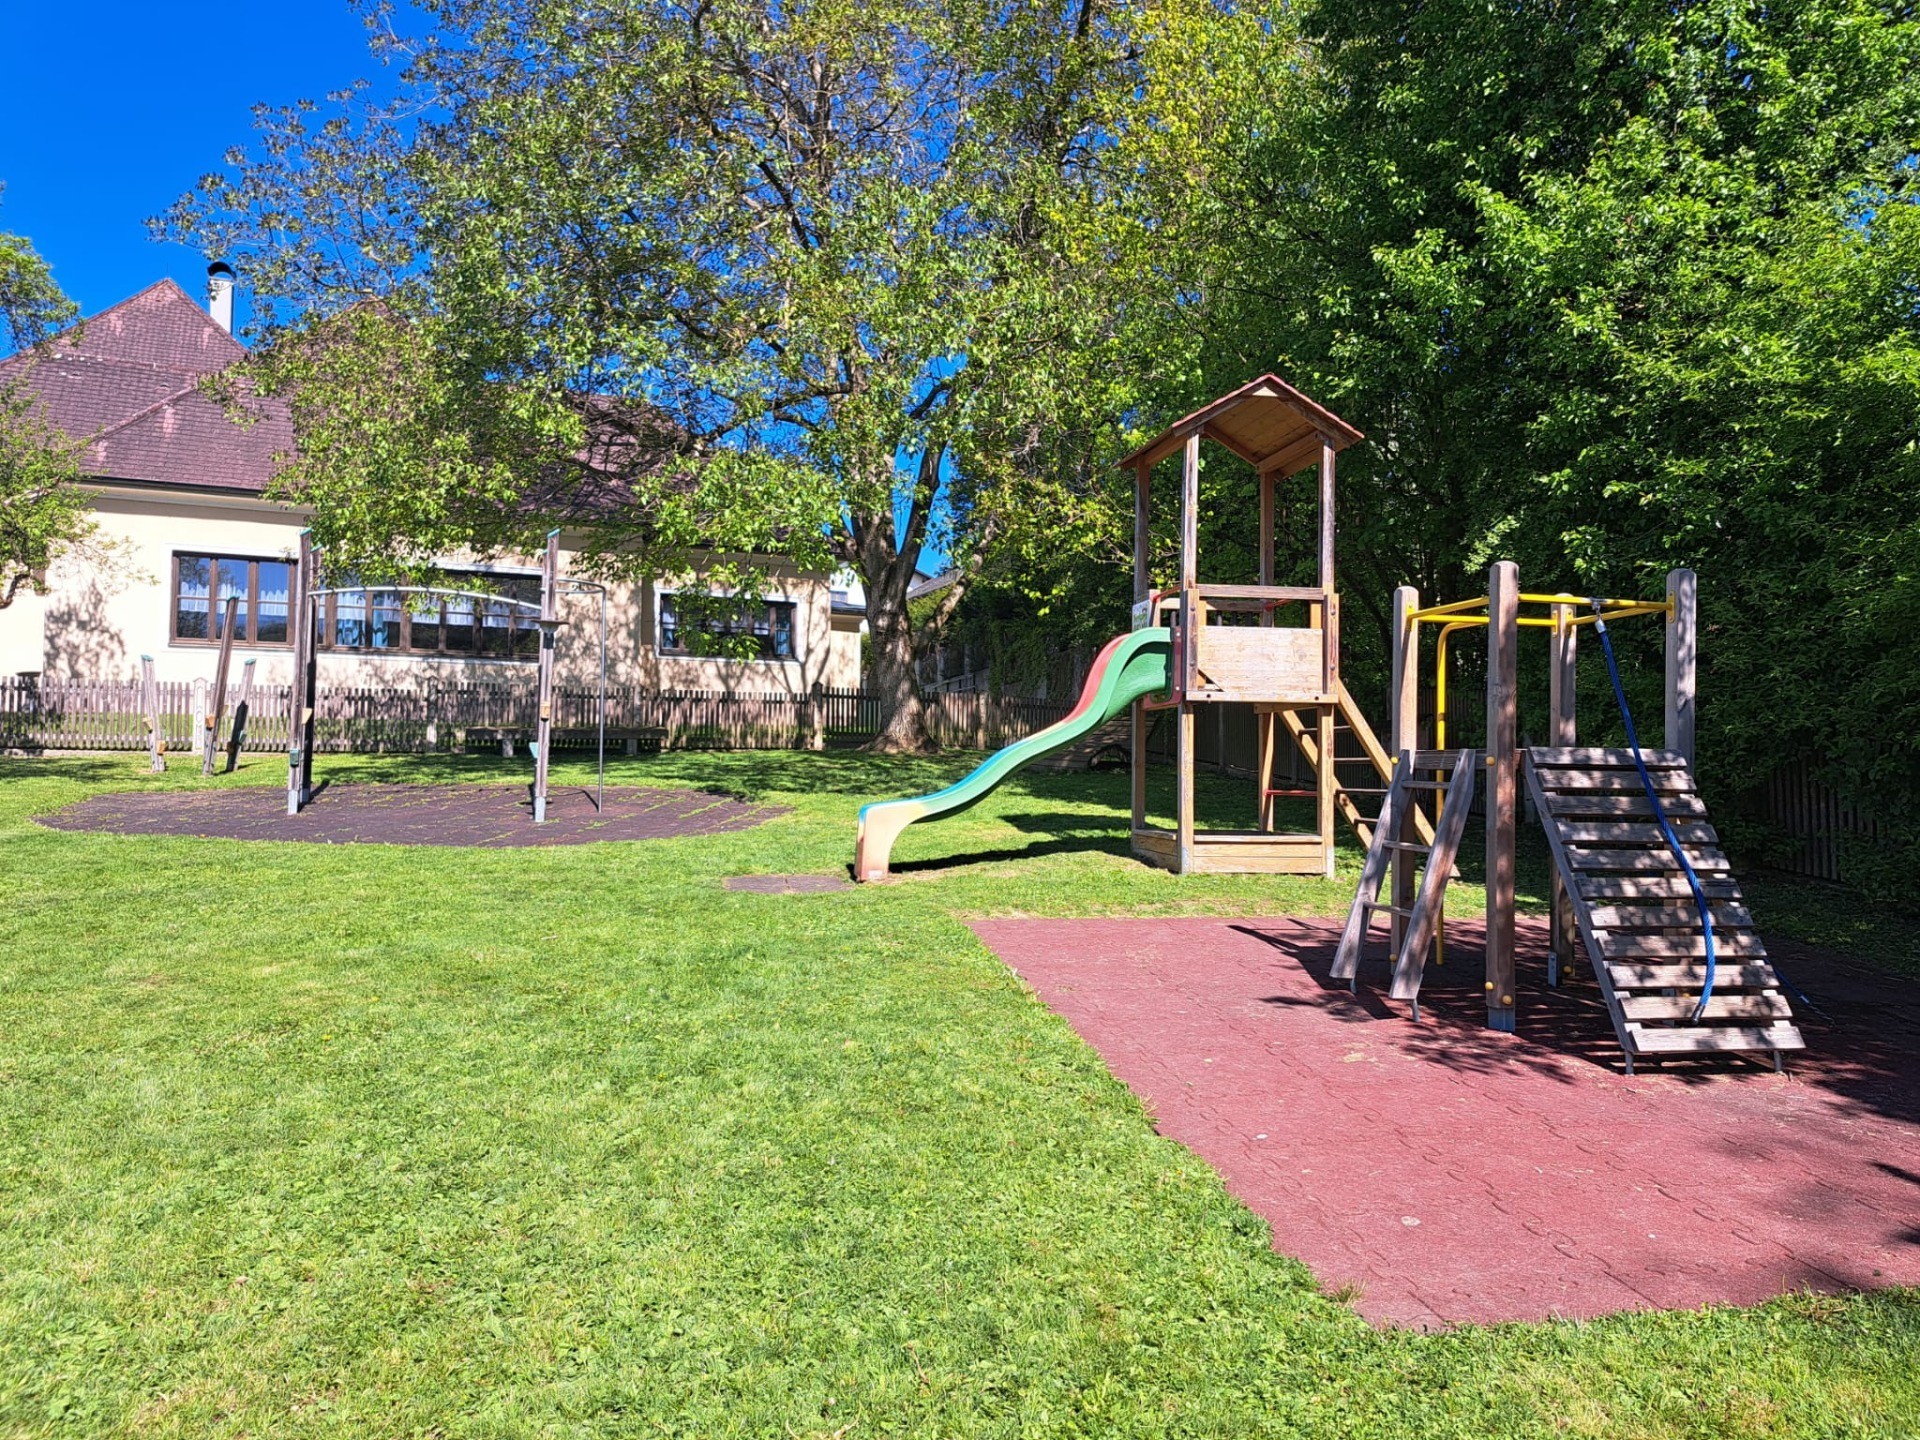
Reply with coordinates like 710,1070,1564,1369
0,676,1070,756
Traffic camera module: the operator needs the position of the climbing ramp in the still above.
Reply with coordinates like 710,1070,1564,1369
1526,746,1805,1070
1332,748,1478,1009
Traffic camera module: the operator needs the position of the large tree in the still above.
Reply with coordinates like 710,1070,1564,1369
1172,0,1920,875
0,191,87,611
164,0,1260,747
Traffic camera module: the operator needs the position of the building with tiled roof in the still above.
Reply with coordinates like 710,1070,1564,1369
0,273,861,692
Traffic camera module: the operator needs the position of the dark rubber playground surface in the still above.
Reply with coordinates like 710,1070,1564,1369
973,914,1920,1328
42,783,787,847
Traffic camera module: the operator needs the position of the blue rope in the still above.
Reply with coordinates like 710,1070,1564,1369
1590,600,1717,1021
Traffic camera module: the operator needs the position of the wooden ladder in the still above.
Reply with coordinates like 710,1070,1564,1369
1267,681,1441,851
1331,748,1478,1013
1525,746,1806,1072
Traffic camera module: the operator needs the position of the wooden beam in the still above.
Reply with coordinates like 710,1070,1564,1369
1389,586,1419,756
1176,704,1195,873
1485,561,1519,1032
1317,704,1336,878
1180,433,1200,588
141,655,165,774
533,531,560,823
223,658,256,773
1549,602,1577,980
1665,567,1697,770
201,595,239,777
1317,433,1336,595
1132,460,1151,607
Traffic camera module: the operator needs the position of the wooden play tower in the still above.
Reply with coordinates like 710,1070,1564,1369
1120,374,1408,876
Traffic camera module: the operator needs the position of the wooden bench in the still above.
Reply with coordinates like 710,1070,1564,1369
551,726,667,756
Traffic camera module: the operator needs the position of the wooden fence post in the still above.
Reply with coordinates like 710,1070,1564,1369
1485,561,1519,1033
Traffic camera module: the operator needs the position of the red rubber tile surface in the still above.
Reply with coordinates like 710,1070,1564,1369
972,915,1920,1328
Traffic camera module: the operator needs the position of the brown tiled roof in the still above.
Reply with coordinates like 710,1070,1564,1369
0,279,290,494
0,279,689,514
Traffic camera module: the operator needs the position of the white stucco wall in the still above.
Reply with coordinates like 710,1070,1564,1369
0,482,859,692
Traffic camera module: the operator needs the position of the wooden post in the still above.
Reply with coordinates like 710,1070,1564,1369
533,531,560,823
1389,586,1420,755
1317,434,1336,595
1175,434,1200,869
1316,704,1336,877
224,659,256,773
201,595,239,776
1547,603,1578,981
1131,460,1150,835
1485,561,1519,1033
141,655,165,773
288,533,319,814
1388,585,1419,953
1665,566,1697,770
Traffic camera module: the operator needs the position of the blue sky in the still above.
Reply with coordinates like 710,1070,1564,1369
0,3,391,333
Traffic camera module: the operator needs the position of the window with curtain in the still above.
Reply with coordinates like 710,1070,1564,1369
171,553,294,647
659,593,798,660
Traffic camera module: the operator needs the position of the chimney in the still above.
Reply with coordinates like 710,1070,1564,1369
206,262,236,334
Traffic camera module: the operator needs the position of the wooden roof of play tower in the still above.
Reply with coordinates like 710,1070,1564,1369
1118,373,1364,476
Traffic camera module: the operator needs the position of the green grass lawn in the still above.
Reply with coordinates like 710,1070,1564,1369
0,749,1914,1437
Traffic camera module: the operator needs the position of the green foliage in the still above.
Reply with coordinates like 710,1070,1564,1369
0,193,89,610
160,0,1271,742
1,753,1918,1433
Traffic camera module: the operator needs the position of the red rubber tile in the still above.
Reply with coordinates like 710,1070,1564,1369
972,915,1920,1327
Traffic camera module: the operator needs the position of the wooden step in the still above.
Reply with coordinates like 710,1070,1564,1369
1565,846,1731,874
1595,931,1769,959
1363,901,1415,918
1547,793,1710,819
1556,821,1720,846
1607,961,1779,989
1618,991,1794,1022
1588,902,1753,931
1532,747,1691,769
1382,841,1432,854
1576,875,1745,902
1629,1024,1807,1055
1533,770,1697,794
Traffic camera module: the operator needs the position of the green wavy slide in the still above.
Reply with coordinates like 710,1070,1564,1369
853,626,1172,881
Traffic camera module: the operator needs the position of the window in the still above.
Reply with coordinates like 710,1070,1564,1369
320,570,544,659
659,593,798,661
171,553,294,648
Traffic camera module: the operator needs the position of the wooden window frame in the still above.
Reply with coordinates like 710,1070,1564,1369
169,551,295,650
658,591,801,662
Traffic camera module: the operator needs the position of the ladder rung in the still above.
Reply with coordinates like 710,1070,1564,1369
1362,901,1416,918
1382,841,1431,853
1399,779,1453,790
1263,788,1314,798
1341,786,1389,796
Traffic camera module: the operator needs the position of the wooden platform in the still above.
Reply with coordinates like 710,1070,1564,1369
1526,747,1805,1068
1132,826,1331,875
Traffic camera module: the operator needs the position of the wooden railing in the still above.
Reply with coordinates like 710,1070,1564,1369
0,677,1070,756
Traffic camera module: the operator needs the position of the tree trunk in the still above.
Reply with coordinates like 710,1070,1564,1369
866,601,930,752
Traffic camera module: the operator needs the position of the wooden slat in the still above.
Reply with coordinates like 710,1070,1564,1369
1608,961,1780,990
1565,846,1730,873
1619,991,1793,1022
1531,770,1696,794
1530,747,1691,769
1630,1025,1806,1055
1588,902,1753,930
1555,821,1721,846
1593,930,1768,958
1547,793,1710,819
1576,875,1744,901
